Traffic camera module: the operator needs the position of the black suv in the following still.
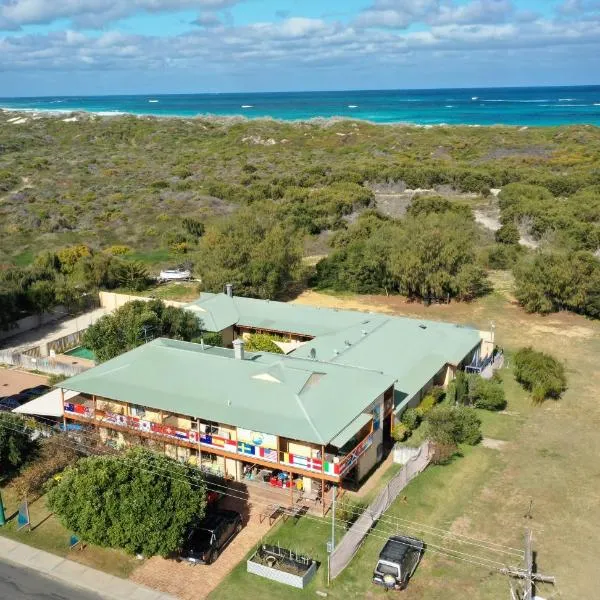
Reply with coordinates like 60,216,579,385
181,509,243,565
372,535,425,590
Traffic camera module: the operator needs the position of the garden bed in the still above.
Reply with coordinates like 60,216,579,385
247,544,318,589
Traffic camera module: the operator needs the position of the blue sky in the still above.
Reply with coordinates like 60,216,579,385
0,0,599,95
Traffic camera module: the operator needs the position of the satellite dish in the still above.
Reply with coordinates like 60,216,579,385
310,348,316,360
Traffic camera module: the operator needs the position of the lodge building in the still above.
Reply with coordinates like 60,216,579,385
56,290,488,502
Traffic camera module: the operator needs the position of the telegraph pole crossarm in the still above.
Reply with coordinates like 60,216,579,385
501,529,555,599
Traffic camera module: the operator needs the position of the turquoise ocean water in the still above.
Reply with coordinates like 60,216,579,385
1,86,599,126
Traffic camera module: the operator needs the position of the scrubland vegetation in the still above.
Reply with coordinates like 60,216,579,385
1,114,599,322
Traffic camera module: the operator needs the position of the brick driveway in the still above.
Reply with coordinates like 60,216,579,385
129,494,273,600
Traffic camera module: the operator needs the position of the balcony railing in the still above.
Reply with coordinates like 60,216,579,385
64,401,374,479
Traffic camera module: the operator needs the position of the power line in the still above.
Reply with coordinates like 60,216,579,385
12,412,525,555
1,417,523,564
0,418,523,573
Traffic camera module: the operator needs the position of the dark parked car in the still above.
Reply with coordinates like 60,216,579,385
181,509,243,565
0,393,30,410
0,396,22,411
19,385,51,399
372,535,425,590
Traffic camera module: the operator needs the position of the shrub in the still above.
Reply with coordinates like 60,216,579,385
430,386,446,403
47,373,67,386
400,408,421,431
336,498,367,530
244,333,284,354
430,441,459,465
424,405,481,446
466,375,507,411
513,347,567,403
105,245,131,256
182,217,205,238
495,222,520,245
193,331,223,347
0,413,37,476
12,435,80,499
392,423,409,442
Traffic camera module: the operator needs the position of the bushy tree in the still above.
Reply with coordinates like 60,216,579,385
48,448,206,557
513,347,567,404
514,251,600,317
115,260,151,292
424,405,481,446
0,414,37,477
195,208,302,300
83,299,202,362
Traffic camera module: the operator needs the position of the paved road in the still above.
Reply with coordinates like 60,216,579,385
0,559,103,600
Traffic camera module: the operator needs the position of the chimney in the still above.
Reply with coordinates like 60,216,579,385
225,283,233,298
233,338,245,360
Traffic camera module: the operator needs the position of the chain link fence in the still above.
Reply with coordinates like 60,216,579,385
330,440,432,580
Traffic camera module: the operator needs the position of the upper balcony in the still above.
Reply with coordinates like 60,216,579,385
63,395,375,482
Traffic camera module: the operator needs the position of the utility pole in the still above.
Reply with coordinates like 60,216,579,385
331,484,336,552
502,529,555,599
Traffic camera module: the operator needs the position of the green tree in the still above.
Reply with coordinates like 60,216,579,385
48,448,206,557
514,251,600,317
83,299,202,362
26,279,56,314
195,209,302,300
0,414,37,477
115,261,150,292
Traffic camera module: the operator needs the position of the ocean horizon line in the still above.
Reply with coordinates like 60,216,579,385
2,85,599,126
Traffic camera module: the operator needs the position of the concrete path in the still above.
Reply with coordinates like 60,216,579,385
0,537,178,600
1,307,108,353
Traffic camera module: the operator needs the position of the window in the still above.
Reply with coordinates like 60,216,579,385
130,405,146,418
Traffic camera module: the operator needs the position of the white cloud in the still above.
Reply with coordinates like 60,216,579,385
0,7,599,82
0,0,239,29
356,0,515,29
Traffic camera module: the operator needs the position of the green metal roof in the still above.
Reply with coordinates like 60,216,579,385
61,338,394,446
330,412,372,449
187,293,382,336
187,293,481,414
292,316,481,414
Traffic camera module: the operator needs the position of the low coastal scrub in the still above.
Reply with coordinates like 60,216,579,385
1,114,599,319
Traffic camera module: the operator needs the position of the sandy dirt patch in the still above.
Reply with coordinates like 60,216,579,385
0,368,48,397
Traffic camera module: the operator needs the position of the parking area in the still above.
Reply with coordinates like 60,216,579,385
0,368,48,398
129,493,273,600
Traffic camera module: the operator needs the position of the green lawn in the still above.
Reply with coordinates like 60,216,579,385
210,353,539,600
0,485,140,578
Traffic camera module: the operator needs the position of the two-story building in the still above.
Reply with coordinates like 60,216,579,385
53,290,485,510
